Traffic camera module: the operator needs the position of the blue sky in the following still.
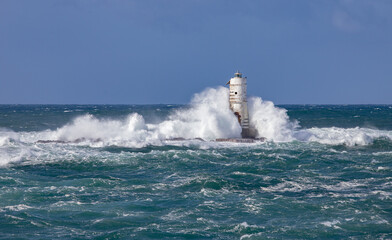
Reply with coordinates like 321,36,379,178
1,0,391,104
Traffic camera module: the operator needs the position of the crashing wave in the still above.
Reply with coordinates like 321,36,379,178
1,87,392,150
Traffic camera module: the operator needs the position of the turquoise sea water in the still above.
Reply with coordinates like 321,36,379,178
0,103,391,239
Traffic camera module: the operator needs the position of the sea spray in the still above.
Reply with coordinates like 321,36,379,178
248,97,298,141
294,127,392,146
1,104,392,239
155,87,241,140
47,87,296,144
16,87,241,146
1,87,392,149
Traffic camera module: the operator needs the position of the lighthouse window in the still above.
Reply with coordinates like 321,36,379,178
235,92,237,94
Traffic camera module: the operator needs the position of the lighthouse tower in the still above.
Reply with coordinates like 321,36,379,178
227,71,256,138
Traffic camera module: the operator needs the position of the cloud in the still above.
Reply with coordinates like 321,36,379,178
332,0,392,33
332,9,360,32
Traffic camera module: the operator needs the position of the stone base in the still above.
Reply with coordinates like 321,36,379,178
215,138,265,143
241,128,258,138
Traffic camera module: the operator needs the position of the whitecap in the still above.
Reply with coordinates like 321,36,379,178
320,220,340,227
2,87,392,150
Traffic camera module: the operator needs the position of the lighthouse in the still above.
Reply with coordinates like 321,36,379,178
226,71,256,138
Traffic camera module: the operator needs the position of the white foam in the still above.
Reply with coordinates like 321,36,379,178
54,113,151,147
0,144,30,167
154,87,241,140
40,87,296,146
322,180,366,191
260,180,315,193
0,136,8,147
294,127,392,146
0,129,19,146
4,204,32,211
248,97,298,141
8,87,241,148
233,222,261,231
321,220,341,227
0,87,391,157
240,232,263,240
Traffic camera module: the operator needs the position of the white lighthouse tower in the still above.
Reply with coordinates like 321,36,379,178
226,71,256,138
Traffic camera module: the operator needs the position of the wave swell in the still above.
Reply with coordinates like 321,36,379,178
1,87,392,151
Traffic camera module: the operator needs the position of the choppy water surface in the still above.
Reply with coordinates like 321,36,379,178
0,90,391,239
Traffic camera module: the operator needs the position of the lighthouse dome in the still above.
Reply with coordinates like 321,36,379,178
234,71,242,78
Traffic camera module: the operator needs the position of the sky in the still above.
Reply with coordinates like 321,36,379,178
0,0,391,104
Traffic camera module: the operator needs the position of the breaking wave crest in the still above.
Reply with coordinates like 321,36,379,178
47,87,242,146
1,87,392,152
294,127,392,146
248,97,298,141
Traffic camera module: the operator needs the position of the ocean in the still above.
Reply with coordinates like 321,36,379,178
0,87,391,239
